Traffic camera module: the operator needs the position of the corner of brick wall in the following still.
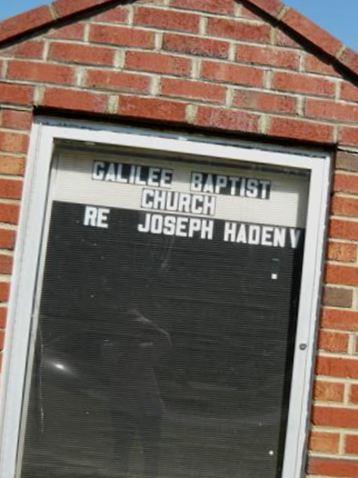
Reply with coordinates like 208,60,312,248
307,147,358,478
0,1,357,476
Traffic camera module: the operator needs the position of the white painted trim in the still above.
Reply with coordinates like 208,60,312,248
0,119,331,478
281,151,331,478
0,123,55,477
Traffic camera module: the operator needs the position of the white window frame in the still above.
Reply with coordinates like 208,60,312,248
0,117,331,478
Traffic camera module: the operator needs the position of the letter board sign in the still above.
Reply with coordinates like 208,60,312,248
20,145,310,478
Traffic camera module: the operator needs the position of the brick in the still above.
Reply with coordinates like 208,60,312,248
247,0,283,17
329,238,355,264
321,309,358,332
309,431,340,454
0,82,33,106
340,48,358,76
0,110,32,131
0,229,16,250
2,40,44,60
134,7,200,33
268,118,334,143
85,70,151,94
7,61,75,86
201,61,264,88
306,98,358,123
0,155,25,176
233,90,296,114
0,255,12,275
163,33,229,59
0,132,28,154
325,264,358,286
130,51,191,76
0,282,9,302
0,327,5,347
0,329,4,348
316,356,358,379
275,29,303,49
334,173,358,194
169,0,235,15
91,8,128,24
53,0,110,17
336,151,358,172
322,287,353,308
351,385,358,403
47,24,85,40
272,72,335,97
236,44,299,70
318,330,349,353
329,219,358,242
89,24,154,49
314,380,344,402
304,54,339,77
340,82,358,102
346,435,358,454
327,241,357,262
0,179,22,200
339,127,358,147
332,196,358,218
239,5,263,21
0,6,53,43
42,88,108,114
125,51,191,77
0,203,19,224
0,308,6,328
119,96,187,123
282,8,342,57
207,18,270,43
49,42,114,66
161,78,225,103
308,457,358,477
194,106,259,133
0,331,5,350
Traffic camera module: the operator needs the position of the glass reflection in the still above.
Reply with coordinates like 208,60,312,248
101,308,171,478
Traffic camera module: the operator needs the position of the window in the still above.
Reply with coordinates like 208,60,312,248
0,121,331,478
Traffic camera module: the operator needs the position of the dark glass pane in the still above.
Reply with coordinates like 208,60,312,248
20,153,307,478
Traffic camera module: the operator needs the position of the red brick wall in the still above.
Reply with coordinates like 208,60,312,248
0,1,357,476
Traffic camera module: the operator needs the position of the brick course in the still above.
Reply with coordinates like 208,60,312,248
0,1,357,477
309,431,340,454
314,381,344,402
163,33,230,59
323,286,353,308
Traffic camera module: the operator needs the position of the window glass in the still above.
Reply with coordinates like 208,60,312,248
20,144,309,478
